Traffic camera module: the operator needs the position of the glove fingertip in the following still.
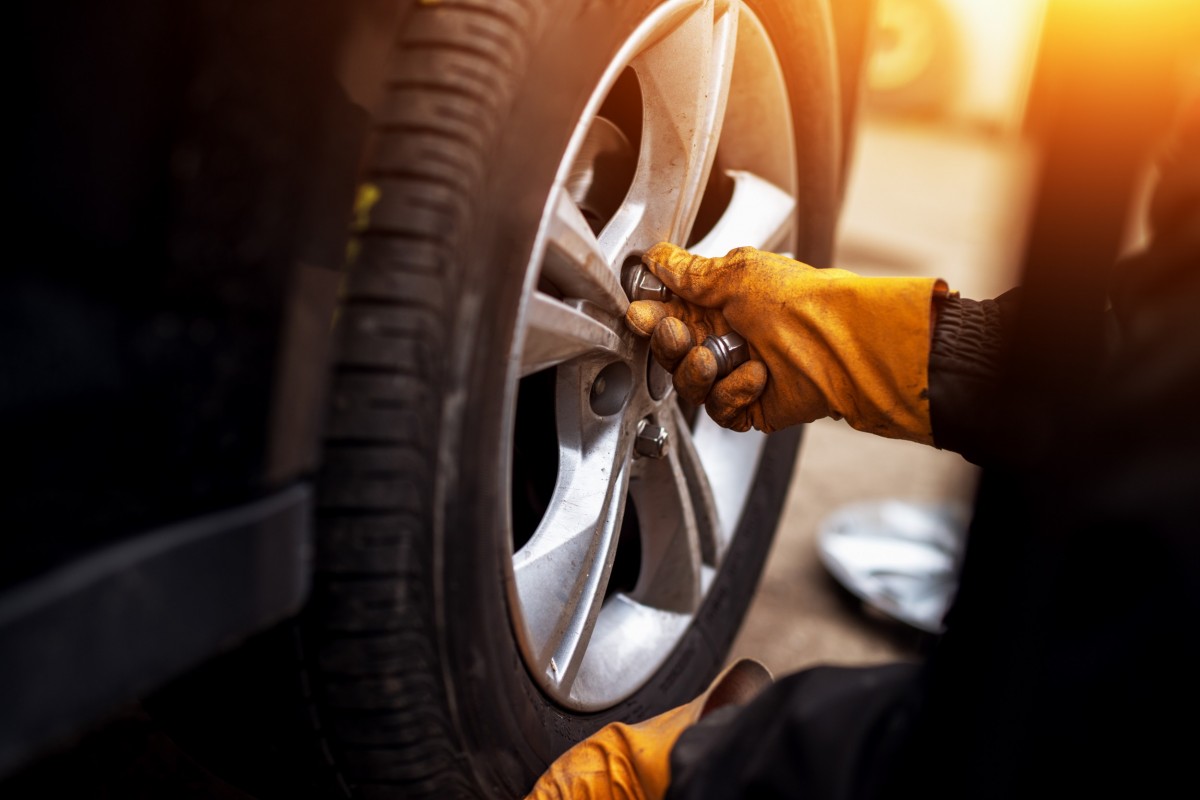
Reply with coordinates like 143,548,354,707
643,242,710,294
651,317,693,370
703,360,768,430
674,346,718,406
625,300,668,337
643,241,689,269
719,360,768,401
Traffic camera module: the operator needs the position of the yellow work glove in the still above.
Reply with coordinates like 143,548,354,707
626,242,950,443
524,659,771,800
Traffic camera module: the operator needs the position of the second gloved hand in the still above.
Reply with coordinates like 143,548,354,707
625,242,949,443
524,659,771,800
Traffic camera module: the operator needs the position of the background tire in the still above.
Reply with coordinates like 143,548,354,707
864,0,960,117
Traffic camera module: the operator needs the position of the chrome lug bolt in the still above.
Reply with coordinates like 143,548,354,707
702,332,750,377
635,419,670,459
622,262,671,303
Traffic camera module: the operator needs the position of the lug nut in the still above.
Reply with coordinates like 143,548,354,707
635,419,669,459
622,261,671,302
702,332,750,377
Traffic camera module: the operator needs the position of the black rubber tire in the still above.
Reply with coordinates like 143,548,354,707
306,0,842,797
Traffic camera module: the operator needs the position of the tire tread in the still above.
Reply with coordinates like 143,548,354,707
303,0,543,796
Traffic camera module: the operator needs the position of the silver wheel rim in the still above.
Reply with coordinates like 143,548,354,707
503,0,799,712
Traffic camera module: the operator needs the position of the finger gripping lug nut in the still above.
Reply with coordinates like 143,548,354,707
634,419,670,459
702,332,749,378
622,263,671,303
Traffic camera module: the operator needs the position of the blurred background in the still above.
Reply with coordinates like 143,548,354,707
730,0,1047,672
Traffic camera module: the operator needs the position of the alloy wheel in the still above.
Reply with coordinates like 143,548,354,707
505,0,801,711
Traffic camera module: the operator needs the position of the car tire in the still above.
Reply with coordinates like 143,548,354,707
158,1,842,797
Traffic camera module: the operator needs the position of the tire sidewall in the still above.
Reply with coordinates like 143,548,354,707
437,0,841,792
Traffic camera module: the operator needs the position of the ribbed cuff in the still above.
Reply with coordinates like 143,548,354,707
928,291,1016,463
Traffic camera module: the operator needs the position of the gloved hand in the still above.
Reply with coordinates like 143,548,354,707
625,242,950,443
524,659,771,800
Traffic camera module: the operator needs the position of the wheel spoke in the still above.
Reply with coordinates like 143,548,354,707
568,594,691,707
627,411,707,612
599,0,739,259
690,410,768,547
512,370,635,692
520,291,623,377
669,403,724,565
689,169,796,257
543,191,630,315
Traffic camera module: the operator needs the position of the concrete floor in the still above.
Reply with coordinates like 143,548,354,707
728,115,1034,676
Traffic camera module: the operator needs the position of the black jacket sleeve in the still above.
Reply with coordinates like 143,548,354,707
926,290,1020,465
667,664,923,800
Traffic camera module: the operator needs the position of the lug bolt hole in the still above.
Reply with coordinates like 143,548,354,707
590,362,633,416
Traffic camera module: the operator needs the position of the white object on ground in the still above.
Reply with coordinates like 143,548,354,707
816,500,970,634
